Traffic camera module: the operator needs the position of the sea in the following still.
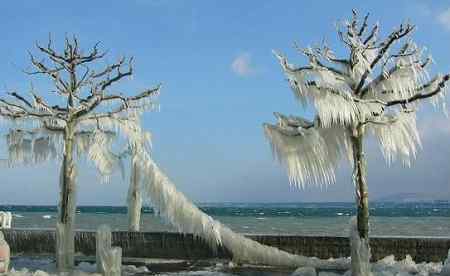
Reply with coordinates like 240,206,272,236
1,201,449,237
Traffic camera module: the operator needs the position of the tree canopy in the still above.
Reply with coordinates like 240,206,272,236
264,10,449,188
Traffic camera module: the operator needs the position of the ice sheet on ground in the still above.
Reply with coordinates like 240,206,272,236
4,254,449,276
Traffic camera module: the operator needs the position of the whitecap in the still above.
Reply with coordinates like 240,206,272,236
42,215,52,219
337,212,344,216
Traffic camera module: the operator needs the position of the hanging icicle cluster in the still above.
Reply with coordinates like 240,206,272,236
263,113,352,187
265,10,449,187
5,129,58,166
3,126,129,182
370,111,421,166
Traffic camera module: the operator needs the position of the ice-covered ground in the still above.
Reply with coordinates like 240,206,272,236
2,254,450,276
5,257,281,276
6,260,149,276
291,254,448,276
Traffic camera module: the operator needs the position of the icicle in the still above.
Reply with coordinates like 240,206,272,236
369,111,421,166
263,119,352,187
85,130,124,182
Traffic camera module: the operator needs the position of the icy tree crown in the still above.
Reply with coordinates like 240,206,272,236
0,36,159,180
264,10,449,187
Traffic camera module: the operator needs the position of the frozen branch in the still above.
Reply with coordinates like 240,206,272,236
98,57,133,91
8,92,33,108
74,84,160,119
355,23,415,94
386,74,450,106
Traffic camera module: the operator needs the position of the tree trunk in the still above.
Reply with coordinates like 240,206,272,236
56,124,77,271
351,126,369,240
350,125,371,276
127,155,142,231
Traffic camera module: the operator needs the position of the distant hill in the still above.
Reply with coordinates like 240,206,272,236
376,192,450,203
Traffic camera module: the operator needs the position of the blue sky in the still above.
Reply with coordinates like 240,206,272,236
0,0,450,205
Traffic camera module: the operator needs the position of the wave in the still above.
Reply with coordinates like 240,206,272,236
0,201,449,217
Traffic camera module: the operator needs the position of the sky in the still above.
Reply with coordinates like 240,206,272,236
0,0,450,205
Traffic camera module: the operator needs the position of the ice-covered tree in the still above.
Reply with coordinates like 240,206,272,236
0,37,349,273
264,10,448,274
0,36,159,271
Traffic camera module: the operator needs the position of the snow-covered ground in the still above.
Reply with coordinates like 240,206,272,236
291,254,448,276
2,253,450,276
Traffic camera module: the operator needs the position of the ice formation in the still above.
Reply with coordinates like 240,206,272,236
55,156,77,272
3,255,446,276
265,12,448,188
2,260,153,276
0,231,10,273
95,225,111,274
265,11,449,276
127,153,142,231
368,111,421,167
102,247,121,276
288,254,445,276
291,266,317,276
134,146,349,270
350,217,371,276
55,222,74,272
263,115,352,188
95,225,122,275
441,250,450,276
0,212,12,229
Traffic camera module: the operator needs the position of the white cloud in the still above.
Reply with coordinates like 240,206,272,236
437,8,450,31
231,53,255,77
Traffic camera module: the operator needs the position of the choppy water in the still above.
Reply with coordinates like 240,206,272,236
1,202,449,237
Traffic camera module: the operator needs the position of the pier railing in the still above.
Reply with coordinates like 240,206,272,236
3,229,449,262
